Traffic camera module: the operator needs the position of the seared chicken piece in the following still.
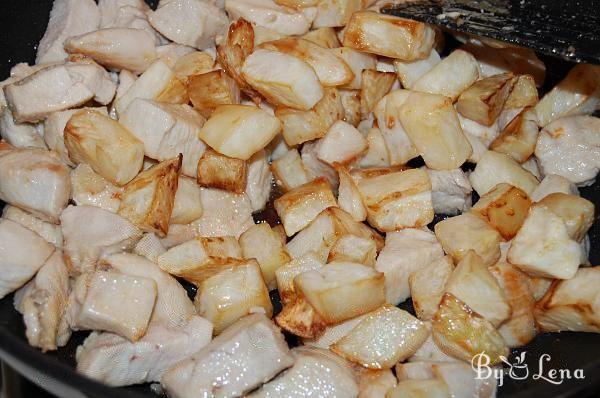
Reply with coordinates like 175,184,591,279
134,232,167,263
335,164,367,222
360,69,396,116
535,266,600,333
156,44,197,68
275,252,324,305
197,149,247,193
70,164,122,213
75,270,157,341
535,116,600,186
300,141,339,188
339,88,361,126
65,28,157,75
226,0,314,36
530,174,579,202
2,206,63,249
0,148,70,223
172,51,215,81
36,0,101,64
328,234,377,266
120,99,206,177
61,205,142,274
343,12,434,60
490,107,539,163
423,167,472,215
190,187,254,239
171,177,203,224
332,306,428,369
535,193,593,242
303,313,365,349
64,58,118,105
161,314,294,398
456,73,515,127
316,121,367,166
188,69,241,114
76,316,213,386
14,250,70,352
333,47,377,90
302,27,341,48
469,150,539,196
149,0,228,49
393,49,440,89
249,347,359,398
375,228,444,305
458,113,500,163
409,256,454,321
0,219,55,299
245,149,272,212
102,253,196,328
0,107,45,149
195,260,273,334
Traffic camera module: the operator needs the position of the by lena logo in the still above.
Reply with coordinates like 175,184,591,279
471,352,585,387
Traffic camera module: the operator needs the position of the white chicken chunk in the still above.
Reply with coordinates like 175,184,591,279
423,167,472,215
530,174,579,202
76,316,213,386
458,114,500,163
226,0,314,36
75,270,157,341
65,28,157,75
161,314,294,398
120,99,206,177
70,164,122,213
393,49,441,89
13,250,69,352
170,177,203,225
245,149,273,213
316,121,368,166
0,148,70,223
535,116,600,186
249,347,358,398
301,141,339,188
375,228,445,305
98,0,164,45
133,232,167,263
0,107,45,149
0,219,55,299
190,188,254,239
61,205,142,274
2,206,63,249
149,0,228,49
36,0,101,64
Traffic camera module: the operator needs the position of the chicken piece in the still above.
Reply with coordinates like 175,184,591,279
328,234,376,267
357,168,434,232
534,266,600,333
413,49,480,101
244,149,272,213
242,49,324,111
445,251,511,326
65,58,118,105
149,0,228,49
170,177,203,225
75,270,157,341
300,141,339,188
311,0,360,28
535,193,594,242
432,293,509,365
490,262,536,347
315,121,367,166
508,204,583,279
188,70,241,114
161,314,294,398
393,49,440,89
239,223,291,290
335,165,366,222
357,128,390,169
333,47,377,90
302,313,365,349
43,107,108,167
249,347,359,398
65,110,145,186
76,316,212,387
435,212,501,267
156,44,197,68
469,150,539,196
433,362,498,398
226,0,314,36
343,12,434,60
0,148,70,223
14,251,70,352
274,177,338,237
398,91,472,170
61,205,142,274
190,188,254,239
133,233,166,263
296,262,385,324
70,164,122,213
409,256,454,321
423,167,472,215
375,228,444,306
275,295,327,339
407,331,458,363
275,252,324,305
458,113,500,163
490,108,539,163
65,28,157,75
272,150,311,192
103,253,196,328
120,99,206,177
199,104,281,161
353,367,396,398
197,149,247,193
456,73,515,127
530,174,579,202
360,69,396,116
0,219,55,299
36,0,101,64
337,89,360,127
535,116,600,186
302,27,341,48
332,306,428,369
0,107,45,149
2,206,63,249
173,51,215,81
534,64,600,127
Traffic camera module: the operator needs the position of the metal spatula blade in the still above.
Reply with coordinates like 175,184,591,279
381,0,600,64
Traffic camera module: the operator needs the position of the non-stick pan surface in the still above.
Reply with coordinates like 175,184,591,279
0,1,599,397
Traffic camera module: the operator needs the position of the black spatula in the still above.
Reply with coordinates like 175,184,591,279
381,0,600,64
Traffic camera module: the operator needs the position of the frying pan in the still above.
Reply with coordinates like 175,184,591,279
0,1,599,397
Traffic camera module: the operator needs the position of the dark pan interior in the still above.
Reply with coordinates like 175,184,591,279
0,1,599,397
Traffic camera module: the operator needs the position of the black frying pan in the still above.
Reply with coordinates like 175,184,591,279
0,1,599,397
